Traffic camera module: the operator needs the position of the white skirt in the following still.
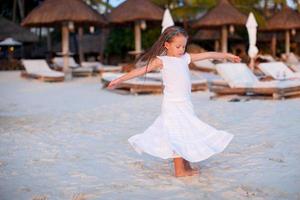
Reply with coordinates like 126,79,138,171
128,98,233,163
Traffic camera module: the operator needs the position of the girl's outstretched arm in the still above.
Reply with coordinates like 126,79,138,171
190,52,241,63
107,58,162,89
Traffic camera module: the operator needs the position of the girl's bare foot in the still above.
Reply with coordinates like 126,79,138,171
175,169,197,177
173,157,199,177
183,159,199,175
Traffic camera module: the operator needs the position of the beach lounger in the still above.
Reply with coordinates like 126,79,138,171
190,59,216,73
209,63,300,99
257,54,276,62
53,56,80,68
290,63,300,73
21,59,65,82
285,53,300,72
257,62,300,80
101,72,207,94
101,72,163,94
81,61,122,75
52,57,93,77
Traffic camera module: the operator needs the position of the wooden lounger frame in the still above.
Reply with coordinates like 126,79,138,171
51,64,93,77
71,70,93,77
209,82,300,100
20,71,64,82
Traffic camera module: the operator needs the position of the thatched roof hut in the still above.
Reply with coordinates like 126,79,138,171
264,6,300,54
108,0,163,23
0,17,38,43
191,0,247,53
108,0,163,54
192,0,247,28
21,0,106,27
265,7,300,31
22,0,106,79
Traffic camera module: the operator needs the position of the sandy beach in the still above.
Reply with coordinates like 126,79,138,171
0,71,299,200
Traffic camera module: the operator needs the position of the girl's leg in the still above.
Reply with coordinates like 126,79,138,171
173,157,198,177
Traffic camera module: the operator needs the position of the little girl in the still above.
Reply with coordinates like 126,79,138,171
108,26,240,177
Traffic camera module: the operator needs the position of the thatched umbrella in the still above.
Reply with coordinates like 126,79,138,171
108,0,163,55
0,17,38,43
264,6,300,55
192,0,247,53
192,29,242,51
22,0,106,79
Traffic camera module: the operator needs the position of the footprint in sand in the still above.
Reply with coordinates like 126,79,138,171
72,193,87,200
268,157,284,163
32,195,48,200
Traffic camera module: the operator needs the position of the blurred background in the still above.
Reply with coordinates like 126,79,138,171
0,0,300,71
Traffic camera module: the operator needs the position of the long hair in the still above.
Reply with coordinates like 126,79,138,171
135,26,188,69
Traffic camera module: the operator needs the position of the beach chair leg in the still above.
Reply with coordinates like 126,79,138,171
210,93,223,100
210,95,217,100
130,88,138,95
272,92,284,100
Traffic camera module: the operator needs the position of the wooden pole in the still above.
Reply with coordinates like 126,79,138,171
46,28,52,52
46,28,52,60
12,0,17,22
62,23,71,80
249,58,255,71
100,27,109,62
271,33,277,57
78,27,84,65
134,20,141,53
17,0,24,19
214,40,220,52
285,29,290,54
221,25,228,53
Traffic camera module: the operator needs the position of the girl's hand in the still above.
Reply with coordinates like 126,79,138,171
226,54,241,63
107,78,122,89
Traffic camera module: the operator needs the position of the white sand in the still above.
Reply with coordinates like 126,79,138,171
0,71,299,200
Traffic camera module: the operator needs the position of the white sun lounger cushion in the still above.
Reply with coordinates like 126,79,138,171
258,62,300,79
53,57,80,68
290,63,300,72
102,72,206,85
215,62,300,89
22,59,64,77
216,63,259,88
102,72,162,85
286,53,299,65
81,61,103,70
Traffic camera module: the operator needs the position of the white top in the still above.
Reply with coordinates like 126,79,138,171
157,53,191,101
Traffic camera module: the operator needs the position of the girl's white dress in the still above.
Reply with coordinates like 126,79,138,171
128,53,233,162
